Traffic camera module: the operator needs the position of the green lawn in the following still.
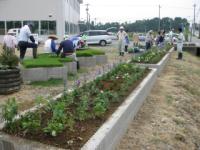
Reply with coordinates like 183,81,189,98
23,54,73,68
23,49,105,68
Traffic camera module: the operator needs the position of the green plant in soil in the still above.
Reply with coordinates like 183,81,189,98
0,47,19,69
20,112,41,133
132,46,170,64
2,62,148,149
75,95,90,121
93,92,109,117
2,98,18,131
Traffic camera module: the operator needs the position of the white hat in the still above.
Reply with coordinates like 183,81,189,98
64,35,69,40
120,26,124,30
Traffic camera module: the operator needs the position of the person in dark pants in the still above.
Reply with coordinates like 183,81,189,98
18,24,37,61
56,36,79,69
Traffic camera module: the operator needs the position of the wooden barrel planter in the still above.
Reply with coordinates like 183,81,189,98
0,68,21,94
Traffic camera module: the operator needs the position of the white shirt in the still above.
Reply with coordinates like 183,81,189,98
117,31,127,41
44,39,52,53
18,25,31,42
3,35,17,48
177,32,185,52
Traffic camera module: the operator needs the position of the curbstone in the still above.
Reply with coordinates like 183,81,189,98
95,55,108,65
20,62,77,82
21,67,63,81
0,69,158,150
81,69,158,150
78,56,96,68
136,52,170,76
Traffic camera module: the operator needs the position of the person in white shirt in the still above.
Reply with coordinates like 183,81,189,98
117,26,127,56
177,27,185,60
44,35,58,53
169,29,174,45
145,30,153,50
18,24,37,61
3,31,17,53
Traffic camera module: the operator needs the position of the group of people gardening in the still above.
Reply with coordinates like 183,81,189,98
116,25,184,60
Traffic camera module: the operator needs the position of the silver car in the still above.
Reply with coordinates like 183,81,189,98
79,30,112,46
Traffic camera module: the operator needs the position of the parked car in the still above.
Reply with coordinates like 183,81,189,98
7,28,43,44
79,30,112,46
108,32,118,40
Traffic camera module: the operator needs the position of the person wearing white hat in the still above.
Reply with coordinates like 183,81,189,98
117,26,127,56
44,35,58,53
2,31,17,54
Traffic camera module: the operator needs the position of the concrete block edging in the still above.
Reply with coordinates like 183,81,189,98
0,68,158,150
81,68,158,150
136,48,173,75
21,62,77,82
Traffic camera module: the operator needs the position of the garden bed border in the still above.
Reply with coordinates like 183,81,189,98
0,68,157,150
81,68,157,150
20,62,77,82
135,47,173,75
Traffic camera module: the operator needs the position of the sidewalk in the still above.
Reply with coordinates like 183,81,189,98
117,51,200,150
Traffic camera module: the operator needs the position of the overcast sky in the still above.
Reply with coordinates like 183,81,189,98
80,0,200,24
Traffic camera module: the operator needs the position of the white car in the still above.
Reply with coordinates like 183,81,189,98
7,28,43,44
79,30,112,46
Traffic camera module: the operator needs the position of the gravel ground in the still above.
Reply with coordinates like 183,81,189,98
117,51,200,150
0,41,134,111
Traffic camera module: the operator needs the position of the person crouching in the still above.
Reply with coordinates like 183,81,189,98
56,35,79,69
44,35,58,54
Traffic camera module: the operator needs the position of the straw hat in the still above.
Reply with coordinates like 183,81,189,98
48,35,58,40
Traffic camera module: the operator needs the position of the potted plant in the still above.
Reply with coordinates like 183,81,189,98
0,47,21,94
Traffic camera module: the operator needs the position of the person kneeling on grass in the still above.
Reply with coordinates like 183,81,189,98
18,23,38,62
44,35,58,54
56,35,79,69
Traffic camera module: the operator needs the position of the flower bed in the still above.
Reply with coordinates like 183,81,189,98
132,45,172,64
132,48,167,64
1,63,149,149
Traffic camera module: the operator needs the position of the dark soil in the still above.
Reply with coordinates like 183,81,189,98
3,70,150,150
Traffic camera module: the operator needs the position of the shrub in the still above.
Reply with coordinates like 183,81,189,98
0,47,19,69
2,98,18,131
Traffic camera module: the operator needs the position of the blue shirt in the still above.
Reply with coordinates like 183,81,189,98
50,39,57,53
58,40,74,53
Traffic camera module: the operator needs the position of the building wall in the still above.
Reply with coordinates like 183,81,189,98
0,0,82,41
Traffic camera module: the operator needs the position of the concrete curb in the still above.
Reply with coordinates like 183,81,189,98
136,52,170,76
21,62,77,82
81,68,158,150
0,69,157,150
78,56,96,68
95,55,108,65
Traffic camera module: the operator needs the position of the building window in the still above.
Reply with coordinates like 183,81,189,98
41,21,56,35
6,21,22,31
65,21,69,35
23,21,39,34
0,21,5,35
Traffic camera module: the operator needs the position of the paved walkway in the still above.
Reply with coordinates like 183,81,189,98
117,51,200,150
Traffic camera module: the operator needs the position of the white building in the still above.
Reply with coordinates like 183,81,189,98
0,0,83,41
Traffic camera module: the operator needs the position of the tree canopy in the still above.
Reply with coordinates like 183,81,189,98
79,17,189,33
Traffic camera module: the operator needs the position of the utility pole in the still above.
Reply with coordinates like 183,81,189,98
86,3,90,30
193,4,196,36
158,5,161,31
199,21,200,39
